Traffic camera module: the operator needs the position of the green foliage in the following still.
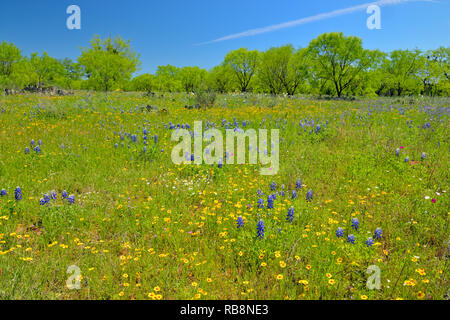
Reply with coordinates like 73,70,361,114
78,35,141,91
223,48,260,92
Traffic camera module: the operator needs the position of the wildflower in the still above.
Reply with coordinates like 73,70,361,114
374,228,383,239
395,148,400,156
431,198,436,203
336,227,344,238
39,198,46,205
257,198,264,209
43,194,50,203
287,207,294,222
257,220,264,239
306,189,313,202
365,237,374,247
30,139,35,146
351,218,359,230
62,190,68,199
51,190,57,200
276,274,283,280
237,216,244,228
0,189,6,196
25,147,30,154
291,190,297,199
67,195,75,204
421,152,426,160
267,195,274,209
347,234,355,244
296,179,302,189
404,156,409,162
14,187,22,201
270,182,276,191
34,146,41,153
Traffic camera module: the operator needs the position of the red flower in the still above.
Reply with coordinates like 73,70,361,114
431,198,436,203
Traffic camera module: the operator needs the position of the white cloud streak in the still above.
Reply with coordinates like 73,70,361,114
197,0,434,45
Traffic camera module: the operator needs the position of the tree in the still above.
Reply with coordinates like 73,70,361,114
78,35,140,91
307,32,381,97
258,45,291,94
179,66,207,92
129,73,156,92
28,52,64,88
0,41,22,77
206,65,234,93
382,49,422,96
155,65,181,92
223,48,259,92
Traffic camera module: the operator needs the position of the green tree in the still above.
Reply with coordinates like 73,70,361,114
179,66,207,92
129,73,156,92
28,52,64,88
155,65,181,92
0,41,22,77
206,65,234,93
78,35,140,91
223,48,259,92
307,32,381,97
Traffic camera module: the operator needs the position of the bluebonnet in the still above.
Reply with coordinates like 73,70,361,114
347,234,355,244
336,227,344,238
351,218,359,230
404,156,409,162
43,193,50,203
374,228,383,239
395,148,400,157
38,139,42,145
421,152,426,160
237,216,244,228
306,189,313,202
287,207,294,222
365,237,374,247
34,146,41,153
15,187,22,201
291,190,297,199
25,147,30,154
39,198,46,205
279,190,285,197
267,195,274,209
51,190,57,200
257,220,265,239
190,154,194,162
270,182,276,191
218,159,223,169
62,190,68,199
154,135,158,143
67,195,75,204
30,139,35,146
296,179,302,189
0,189,6,196
257,198,264,209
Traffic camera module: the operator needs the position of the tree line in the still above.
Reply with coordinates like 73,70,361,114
1,32,448,97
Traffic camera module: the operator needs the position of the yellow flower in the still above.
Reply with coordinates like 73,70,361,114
417,291,425,299
361,295,368,300
276,274,283,280
261,262,267,267
119,291,124,296
280,261,286,268
306,265,312,270
191,282,198,287
326,273,332,278
328,279,335,285
154,286,160,292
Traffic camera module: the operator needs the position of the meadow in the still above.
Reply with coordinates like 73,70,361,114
0,91,448,300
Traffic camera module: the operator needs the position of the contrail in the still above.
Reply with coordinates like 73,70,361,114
196,0,434,45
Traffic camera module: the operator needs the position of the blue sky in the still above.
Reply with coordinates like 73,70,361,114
0,0,448,74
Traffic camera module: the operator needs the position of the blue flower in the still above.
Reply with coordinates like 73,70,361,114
62,190,68,199
43,193,50,203
25,147,30,154
306,189,313,202
421,152,426,160
257,219,265,239
39,198,46,205
291,190,297,199
404,156,409,162
374,228,383,239
347,234,355,244
51,190,57,200
30,139,35,146
395,148,400,157
287,207,294,222
0,189,6,196
237,216,244,228
67,195,75,204
365,237,374,247
336,227,344,238
34,146,41,153
267,195,274,209
270,182,276,191
14,187,22,201
257,198,264,209
351,218,359,230
296,179,302,189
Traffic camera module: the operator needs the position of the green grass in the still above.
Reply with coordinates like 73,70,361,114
0,92,448,300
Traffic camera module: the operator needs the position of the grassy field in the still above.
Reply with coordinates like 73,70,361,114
0,92,448,300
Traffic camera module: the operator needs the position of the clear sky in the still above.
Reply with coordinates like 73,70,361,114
0,0,448,74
